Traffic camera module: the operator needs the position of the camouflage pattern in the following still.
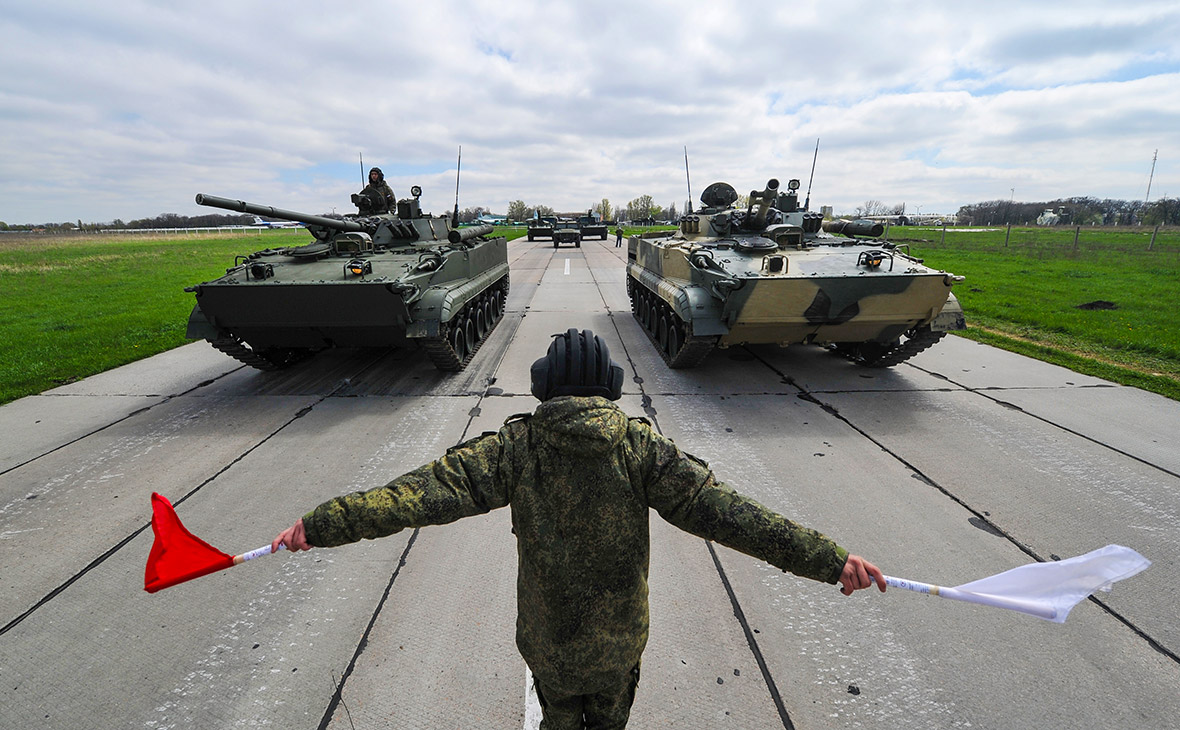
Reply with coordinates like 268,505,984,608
626,177,966,368
302,396,848,695
187,190,509,371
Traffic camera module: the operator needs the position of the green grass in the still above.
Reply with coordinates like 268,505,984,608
895,225,1180,400
0,229,304,404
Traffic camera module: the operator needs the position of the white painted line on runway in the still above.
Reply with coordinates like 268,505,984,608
524,667,542,729
564,258,570,275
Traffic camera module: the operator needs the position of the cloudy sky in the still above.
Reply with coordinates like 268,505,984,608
2,0,1178,225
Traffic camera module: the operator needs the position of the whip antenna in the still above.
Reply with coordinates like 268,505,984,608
684,146,693,214
804,138,819,211
453,145,462,227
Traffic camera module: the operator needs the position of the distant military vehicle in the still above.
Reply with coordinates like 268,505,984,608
186,186,509,371
627,177,965,367
552,220,583,248
577,211,608,240
527,216,556,241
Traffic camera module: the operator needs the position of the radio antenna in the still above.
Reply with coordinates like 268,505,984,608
453,145,462,227
804,138,819,211
684,146,693,214
359,153,365,187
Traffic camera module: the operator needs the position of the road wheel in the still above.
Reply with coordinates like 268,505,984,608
450,322,468,361
464,316,477,352
475,301,488,338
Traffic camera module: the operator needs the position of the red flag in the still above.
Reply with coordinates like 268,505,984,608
144,492,234,593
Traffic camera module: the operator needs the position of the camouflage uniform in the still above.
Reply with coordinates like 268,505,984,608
303,395,848,726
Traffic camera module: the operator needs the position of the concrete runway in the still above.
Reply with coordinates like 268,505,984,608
1,235,1177,729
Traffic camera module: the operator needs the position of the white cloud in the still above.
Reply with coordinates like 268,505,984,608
0,0,1177,224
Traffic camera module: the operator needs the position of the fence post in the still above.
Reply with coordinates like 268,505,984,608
1149,225,1159,251
941,222,947,246
1004,223,1011,247
1073,226,1080,252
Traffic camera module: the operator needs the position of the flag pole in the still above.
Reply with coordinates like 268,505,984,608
232,544,276,565
876,576,1058,620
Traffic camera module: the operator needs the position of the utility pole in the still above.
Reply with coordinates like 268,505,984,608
1145,149,1157,204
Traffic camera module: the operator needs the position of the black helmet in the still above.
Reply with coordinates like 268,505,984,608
369,167,384,181
531,329,624,401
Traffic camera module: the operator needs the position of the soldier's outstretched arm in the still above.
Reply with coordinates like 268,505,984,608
285,432,514,549
634,421,851,586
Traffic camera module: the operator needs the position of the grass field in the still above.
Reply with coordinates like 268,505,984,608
0,225,1177,405
0,230,304,404
896,225,1180,400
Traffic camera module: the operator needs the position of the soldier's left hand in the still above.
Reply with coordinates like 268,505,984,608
839,555,885,596
272,518,313,554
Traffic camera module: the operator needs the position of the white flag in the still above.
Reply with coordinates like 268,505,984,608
882,545,1150,623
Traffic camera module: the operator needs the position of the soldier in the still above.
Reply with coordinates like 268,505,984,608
615,226,623,247
272,329,884,729
358,166,396,214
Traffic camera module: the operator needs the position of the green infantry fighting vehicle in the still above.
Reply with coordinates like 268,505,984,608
626,178,965,368
186,186,509,371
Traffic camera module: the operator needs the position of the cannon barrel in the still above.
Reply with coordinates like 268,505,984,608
448,223,495,243
822,218,885,238
750,178,780,229
195,193,365,233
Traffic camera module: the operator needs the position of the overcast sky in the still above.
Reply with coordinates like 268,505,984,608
2,0,1178,225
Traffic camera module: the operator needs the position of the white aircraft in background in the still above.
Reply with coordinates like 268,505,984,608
251,215,302,228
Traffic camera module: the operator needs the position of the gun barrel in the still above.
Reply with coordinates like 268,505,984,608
751,178,780,228
195,193,365,232
448,224,495,243
822,219,885,238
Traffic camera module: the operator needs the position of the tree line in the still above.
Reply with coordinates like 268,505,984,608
500,195,682,224
0,212,255,232
955,196,1180,227
11,192,1175,233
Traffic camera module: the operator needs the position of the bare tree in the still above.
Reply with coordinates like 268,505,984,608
855,200,887,217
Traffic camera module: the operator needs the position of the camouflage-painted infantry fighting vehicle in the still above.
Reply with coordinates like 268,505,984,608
627,177,965,368
186,187,509,371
